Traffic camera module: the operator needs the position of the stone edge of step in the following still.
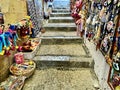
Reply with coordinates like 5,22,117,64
82,43,91,57
51,12,71,16
39,36,83,39
49,17,73,20
33,55,93,62
44,23,76,27
33,56,94,69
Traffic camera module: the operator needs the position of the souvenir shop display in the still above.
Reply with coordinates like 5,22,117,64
108,16,120,90
71,0,88,37
0,15,40,56
12,16,41,55
71,0,120,89
17,16,35,39
10,60,36,78
0,1,41,88
0,75,26,90
0,24,20,56
17,38,39,52
12,16,41,59
0,50,36,90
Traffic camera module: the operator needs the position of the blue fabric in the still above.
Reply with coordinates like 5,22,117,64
118,37,120,51
9,25,16,30
0,37,3,52
4,32,11,47
0,34,7,47
12,33,18,46
4,32,13,39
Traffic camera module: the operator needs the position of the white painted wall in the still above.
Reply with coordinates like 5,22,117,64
84,39,111,90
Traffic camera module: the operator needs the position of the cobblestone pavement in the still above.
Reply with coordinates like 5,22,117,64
23,68,96,90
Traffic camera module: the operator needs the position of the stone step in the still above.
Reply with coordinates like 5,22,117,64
36,44,86,56
44,23,76,31
49,17,74,23
52,9,70,13
51,12,71,17
23,69,98,90
40,36,83,45
33,55,93,69
41,31,77,37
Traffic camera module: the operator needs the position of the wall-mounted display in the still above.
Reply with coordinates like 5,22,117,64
71,0,120,89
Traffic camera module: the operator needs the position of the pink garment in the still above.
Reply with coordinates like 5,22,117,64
14,52,24,64
0,29,3,34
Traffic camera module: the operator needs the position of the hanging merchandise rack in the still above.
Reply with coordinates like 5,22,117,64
71,0,120,89
26,0,42,37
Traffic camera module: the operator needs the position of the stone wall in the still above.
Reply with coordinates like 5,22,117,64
0,0,27,24
85,39,111,90
0,51,16,82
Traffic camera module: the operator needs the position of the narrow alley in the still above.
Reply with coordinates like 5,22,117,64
0,0,120,90
23,4,98,90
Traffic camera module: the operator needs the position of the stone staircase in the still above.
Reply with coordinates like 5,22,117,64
23,9,99,90
35,8,92,68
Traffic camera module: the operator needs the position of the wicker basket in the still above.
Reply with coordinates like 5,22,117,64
23,38,41,59
10,60,36,78
9,76,26,90
0,76,26,90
